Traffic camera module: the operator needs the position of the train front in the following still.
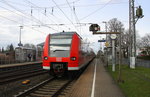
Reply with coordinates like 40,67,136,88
42,32,78,76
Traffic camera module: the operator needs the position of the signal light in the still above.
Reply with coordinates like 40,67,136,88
71,57,76,61
44,56,48,60
89,24,100,32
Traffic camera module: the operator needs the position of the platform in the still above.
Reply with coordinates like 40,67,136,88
66,58,125,97
0,61,42,68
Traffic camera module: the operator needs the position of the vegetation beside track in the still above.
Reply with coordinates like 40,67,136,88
107,64,150,97
137,55,150,60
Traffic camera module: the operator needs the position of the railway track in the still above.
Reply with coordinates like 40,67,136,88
0,63,41,75
0,62,48,85
15,77,73,97
0,69,48,85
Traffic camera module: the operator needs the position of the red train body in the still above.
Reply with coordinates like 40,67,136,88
42,32,95,76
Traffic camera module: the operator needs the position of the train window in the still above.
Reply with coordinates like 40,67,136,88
49,35,72,57
50,45,70,49
50,35,72,45
50,38,72,45
51,35,72,38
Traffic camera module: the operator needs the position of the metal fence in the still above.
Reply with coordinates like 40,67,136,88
102,54,150,68
0,55,42,65
122,58,150,68
0,47,43,65
0,57,16,65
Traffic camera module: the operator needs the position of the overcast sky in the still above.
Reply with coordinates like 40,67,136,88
0,0,149,53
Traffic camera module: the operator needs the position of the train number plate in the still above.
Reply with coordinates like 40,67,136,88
56,57,62,62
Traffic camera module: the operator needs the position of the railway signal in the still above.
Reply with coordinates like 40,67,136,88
89,24,100,34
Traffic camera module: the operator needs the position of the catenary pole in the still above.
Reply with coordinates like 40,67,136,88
129,0,136,69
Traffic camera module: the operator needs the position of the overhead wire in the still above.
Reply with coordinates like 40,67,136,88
65,0,94,44
0,6,50,33
0,5,40,24
66,0,73,20
0,1,54,34
2,0,30,7
65,0,82,34
72,1,128,8
25,0,84,32
0,7,49,33
73,4,83,34
0,0,127,33
24,0,80,9
24,0,68,32
0,14,47,34
1,0,59,32
51,0,80,33
2,0,125,31
79,0,113,21
27,1,127,9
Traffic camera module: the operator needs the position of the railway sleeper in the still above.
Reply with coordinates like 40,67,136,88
38,88,58,92
33,91,56,95
40,86,61,90
30,93,52,97
44,84,64,87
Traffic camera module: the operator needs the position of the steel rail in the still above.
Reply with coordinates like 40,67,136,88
0,70,48,85
14,77,55,97
14,78,73,97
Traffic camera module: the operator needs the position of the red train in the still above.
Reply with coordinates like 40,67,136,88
42,32,95,76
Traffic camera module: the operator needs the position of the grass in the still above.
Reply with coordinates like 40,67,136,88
107,65,150,97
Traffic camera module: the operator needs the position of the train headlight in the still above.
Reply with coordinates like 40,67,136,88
71,57,76,61
44,56,48,60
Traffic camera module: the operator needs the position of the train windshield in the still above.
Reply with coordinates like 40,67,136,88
49,35,72,57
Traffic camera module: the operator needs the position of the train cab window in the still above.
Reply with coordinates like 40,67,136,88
49,35,72,57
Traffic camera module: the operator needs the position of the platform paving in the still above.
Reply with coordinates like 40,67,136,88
66,58,125,97
94,59,125,97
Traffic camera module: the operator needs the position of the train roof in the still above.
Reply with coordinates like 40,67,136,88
51,31,82,39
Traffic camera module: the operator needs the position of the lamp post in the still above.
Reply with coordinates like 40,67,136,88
110,34,117,72
102,21,107,32
99,36,102,51
18,26,23,47
102,21,108,67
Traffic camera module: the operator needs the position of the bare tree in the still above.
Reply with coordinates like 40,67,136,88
24,43,36,49
23,43,30,48
136,38,143,49
141,34,150,47
107,18,125,54
107,18,124,44
121,30,130,57
108,18,124,32
140,33,150,55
